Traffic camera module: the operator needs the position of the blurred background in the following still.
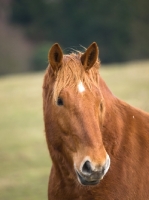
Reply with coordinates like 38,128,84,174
0,0,149,199
1,0,149,75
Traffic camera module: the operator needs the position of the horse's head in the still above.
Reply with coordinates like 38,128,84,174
43,42,110,186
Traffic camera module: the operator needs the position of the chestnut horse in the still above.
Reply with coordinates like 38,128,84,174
43,42,149,200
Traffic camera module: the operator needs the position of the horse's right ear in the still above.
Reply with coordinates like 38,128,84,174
48,43,63,75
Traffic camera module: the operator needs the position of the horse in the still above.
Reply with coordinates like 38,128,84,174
42,42,149,200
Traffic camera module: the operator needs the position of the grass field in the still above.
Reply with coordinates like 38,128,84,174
0,61,149,200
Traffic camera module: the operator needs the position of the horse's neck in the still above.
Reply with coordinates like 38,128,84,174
100,77,149,156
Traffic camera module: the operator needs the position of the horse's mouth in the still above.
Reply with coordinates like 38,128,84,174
75,170,100,186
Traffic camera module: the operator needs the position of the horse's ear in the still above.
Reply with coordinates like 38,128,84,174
48,43,63,75
81,42,99,71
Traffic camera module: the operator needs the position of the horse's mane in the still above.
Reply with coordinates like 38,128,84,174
50,52,100,101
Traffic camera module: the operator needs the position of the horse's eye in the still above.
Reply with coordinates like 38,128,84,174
57,97,63,106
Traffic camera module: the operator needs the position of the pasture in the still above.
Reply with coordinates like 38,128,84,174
0,60,149,200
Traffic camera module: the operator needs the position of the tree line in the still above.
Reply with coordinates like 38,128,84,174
10,0,149,65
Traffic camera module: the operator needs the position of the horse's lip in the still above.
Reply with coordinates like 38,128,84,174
75,170,100,186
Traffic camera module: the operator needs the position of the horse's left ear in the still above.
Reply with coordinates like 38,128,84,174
81,42,99,71
48,43,63,74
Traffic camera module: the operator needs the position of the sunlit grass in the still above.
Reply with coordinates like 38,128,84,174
101,60,149,112
0,60,149,199
0,73,51,200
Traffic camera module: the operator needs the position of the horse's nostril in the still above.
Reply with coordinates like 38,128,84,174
82,160,92,175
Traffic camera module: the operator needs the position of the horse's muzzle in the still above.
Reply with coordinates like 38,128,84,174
75,155,110,186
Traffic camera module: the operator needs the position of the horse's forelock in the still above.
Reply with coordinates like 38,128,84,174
51,52,100,101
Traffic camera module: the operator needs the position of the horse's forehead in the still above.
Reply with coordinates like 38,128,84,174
61,83,101,102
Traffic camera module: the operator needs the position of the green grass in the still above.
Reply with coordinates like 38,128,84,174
0,61,149,200
100,60,149,112
0,73,51,200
